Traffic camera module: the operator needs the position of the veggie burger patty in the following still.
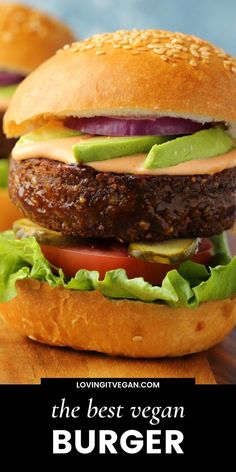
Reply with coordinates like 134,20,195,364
9,158,236,242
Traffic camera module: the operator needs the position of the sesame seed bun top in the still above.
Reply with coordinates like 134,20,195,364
0,2,75,74
4,29,236,137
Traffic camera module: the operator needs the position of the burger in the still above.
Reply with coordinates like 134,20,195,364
0,2,75,231
0,29,236,358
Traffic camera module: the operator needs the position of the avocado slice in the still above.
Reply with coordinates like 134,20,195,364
144,126,235,169
0,159,8,188
17,121,83,146
0,85,17,99
73,135,170,163
128,239,199,264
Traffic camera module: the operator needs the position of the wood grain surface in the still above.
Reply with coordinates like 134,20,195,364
208,328,236,384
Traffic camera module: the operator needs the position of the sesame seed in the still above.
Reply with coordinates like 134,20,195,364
172,38,184,44
224,62,232,70
171,44,182,50
190,49,199,57
147,43,161,49
201,49,211,55
178,45,188,52
199,46,210,52
190,59,198,66
153,48,166,54
56,29,236,73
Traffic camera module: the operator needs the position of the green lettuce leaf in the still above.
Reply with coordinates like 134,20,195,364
0,232,236,308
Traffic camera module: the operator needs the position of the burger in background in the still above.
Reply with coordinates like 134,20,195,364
1,29,236,358
0,2,75,230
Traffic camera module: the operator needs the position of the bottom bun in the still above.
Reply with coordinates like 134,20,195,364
1,279,236,357
0,188,22,231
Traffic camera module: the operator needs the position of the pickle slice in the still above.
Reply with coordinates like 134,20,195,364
13,218,77,246
128,239,198,264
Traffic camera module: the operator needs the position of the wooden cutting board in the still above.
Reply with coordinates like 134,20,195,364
0,317,215,384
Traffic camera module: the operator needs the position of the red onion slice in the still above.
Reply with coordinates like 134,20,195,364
64,116,208,136
0,70,26,86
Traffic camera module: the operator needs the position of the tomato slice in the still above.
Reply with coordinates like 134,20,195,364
41,238,213,286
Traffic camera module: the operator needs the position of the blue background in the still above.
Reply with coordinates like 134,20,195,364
5,0,236,55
